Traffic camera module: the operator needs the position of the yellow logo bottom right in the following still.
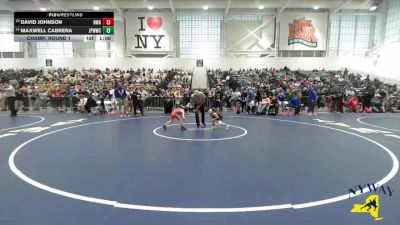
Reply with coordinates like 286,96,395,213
351,194,384,221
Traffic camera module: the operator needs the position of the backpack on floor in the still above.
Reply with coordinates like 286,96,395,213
364,107,372,113
256,104,267,115
268,105,279,116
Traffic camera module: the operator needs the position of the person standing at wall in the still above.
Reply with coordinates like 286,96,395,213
114,83,127,116
362,91,372,112
139,87,149,103
308,86,317,115
191,90,206,128
0,85,6,111
131,88,144,116
215,87,223,112
0,80,17,116
277,88,287,113
240,89,247,113
246,87,255,114
19,85,29,112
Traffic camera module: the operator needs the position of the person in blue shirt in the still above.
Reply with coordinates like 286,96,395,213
277,88,287,112
288,94,301,115
308,86,317,115
68,86,78,112
246,87,255,113
114,83,127,116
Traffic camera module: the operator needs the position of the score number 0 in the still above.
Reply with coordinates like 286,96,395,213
102,18,114,35
102,18,114,26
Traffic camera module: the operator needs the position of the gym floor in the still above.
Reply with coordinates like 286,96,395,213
0,112,399,225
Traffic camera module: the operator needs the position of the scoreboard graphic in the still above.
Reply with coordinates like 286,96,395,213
14,12,114,42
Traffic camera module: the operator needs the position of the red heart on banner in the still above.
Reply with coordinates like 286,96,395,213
147,17,163,31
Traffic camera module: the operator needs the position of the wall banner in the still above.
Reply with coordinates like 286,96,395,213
125,12,174,52
279,12,328,51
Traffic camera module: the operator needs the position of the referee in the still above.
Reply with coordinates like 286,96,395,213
191,90,206,128
1,80,17,117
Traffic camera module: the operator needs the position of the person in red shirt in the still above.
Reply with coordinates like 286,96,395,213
51,86,66,110
163,105,187,130
348,96,360,112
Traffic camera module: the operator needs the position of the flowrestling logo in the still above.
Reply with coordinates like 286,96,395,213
288,18,318,48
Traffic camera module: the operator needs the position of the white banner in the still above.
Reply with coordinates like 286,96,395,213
279,12,328,51
0,15,21,52
125,12,174,52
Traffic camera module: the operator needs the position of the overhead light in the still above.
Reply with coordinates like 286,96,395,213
202,5,208,10
258,5,264,10
148,5,154,10
93,6,100,11
40,8,46,12
313,5,320,10
370,5,377,11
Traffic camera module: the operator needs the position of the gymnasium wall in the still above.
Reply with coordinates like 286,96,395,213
1,53,397,84
0,56,373,71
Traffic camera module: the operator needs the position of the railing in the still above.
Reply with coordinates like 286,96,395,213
144,97,169,111
5,95,313,113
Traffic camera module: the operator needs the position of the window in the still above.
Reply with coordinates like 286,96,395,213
95,42,109,57
328,16,340,56
385,0,400,44
339,15,356,56
354,16,371,56
36,42,73,58
328,12,375,56
177,10,223,58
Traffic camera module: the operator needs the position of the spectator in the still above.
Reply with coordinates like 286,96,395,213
114,83,127,115
0,86,6,111
362,92,373,112
131,88,144,116
379,88,388,112
348,95,360,112
1,80,17,116
268,95,279,116
308,86,317,115
85,93,97,114
246,87,255,114
240,89,247,113
288,93,301,115
317,94,326,112
336,94,345,113
215,87,223,112
277,88,287,112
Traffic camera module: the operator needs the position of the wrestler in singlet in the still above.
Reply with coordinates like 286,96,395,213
171,108,183,119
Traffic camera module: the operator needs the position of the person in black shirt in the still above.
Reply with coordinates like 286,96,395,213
362,92,372,110
85,93,97,114
255,91,262,104
214,89,223,112
131,89,144,116
241,90,247,112
191,90,206,128
97,88,110,114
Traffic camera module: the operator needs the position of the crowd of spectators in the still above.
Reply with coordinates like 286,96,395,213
1,66,399,116
0,68,192,115
207,67,400,114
